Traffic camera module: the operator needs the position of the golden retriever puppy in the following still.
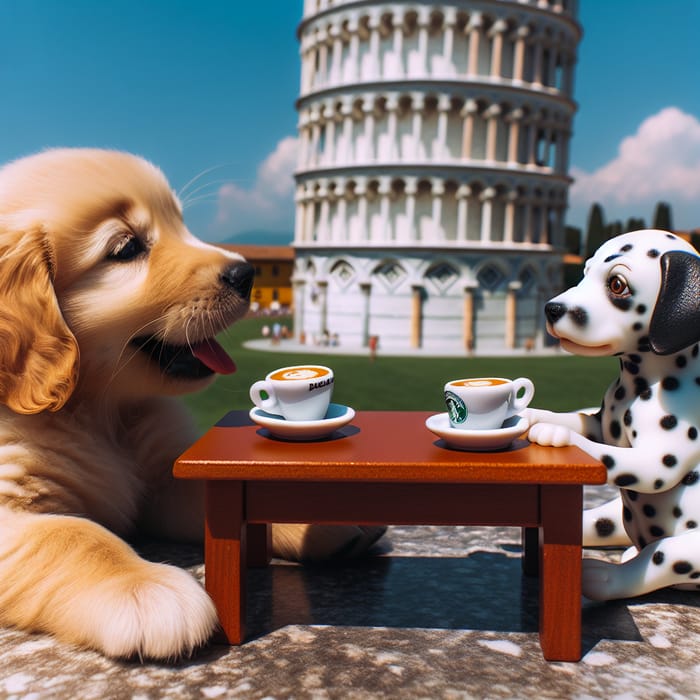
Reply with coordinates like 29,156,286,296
0,148,384,659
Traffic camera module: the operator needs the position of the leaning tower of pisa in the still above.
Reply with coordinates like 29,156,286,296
293,0,581,352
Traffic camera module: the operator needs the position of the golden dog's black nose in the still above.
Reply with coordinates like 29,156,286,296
222,262,255,300
545,302,567,324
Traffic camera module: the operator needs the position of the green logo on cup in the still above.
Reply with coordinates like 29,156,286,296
445,391,467,424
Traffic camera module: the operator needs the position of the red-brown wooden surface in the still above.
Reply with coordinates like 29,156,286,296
177,410,606,661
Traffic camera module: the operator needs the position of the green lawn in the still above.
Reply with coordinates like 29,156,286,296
183,316,618,431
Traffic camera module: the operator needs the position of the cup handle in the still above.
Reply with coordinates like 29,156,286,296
249,380,279,413
508,378,535,416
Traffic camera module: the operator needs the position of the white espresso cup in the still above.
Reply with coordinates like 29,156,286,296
250,365,334,421
444,377,535,430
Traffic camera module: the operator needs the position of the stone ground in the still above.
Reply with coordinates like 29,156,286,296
1,485,699,699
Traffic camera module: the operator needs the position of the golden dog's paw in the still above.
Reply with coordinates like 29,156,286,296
271,523,387,562
85,562,218,660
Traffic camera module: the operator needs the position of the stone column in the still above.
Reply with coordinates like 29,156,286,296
507,108,523,164
484,104,501,161
505,281,522,349
436,95,451,159
463,285,477,351
392,15,405,77
330,25,343,85
355,179,368,243
480,187,496,243
340,99,354,165
294,186,307,244
456,184,471,242
512,26,529,82
442,7,456,76
318,30,329,88
367,13,381,80
467,12,482,76
378,177,392,242
410,285,423,349
318,182,330,243
489,19,508,78
386,95,399,160
292,278,306,342
360,282,372,346
324,106,336,165
404,177,417,242
348,21,360,81
504,190,518,243
416,8,430,76
431,179,444,241
362,96,376,162
461,98,478,159
317,280,328,335
411,93,425,160
532,35,544,86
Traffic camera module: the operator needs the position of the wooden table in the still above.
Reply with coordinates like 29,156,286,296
174,410,606,661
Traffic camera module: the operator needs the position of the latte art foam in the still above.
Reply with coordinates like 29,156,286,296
450,378,508,388
270,367,329,381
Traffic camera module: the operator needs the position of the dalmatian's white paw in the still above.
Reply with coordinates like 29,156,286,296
582,558,622,601
527,422,573,447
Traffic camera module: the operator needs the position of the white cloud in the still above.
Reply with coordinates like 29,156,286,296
213,136,299,236
569,107,700,229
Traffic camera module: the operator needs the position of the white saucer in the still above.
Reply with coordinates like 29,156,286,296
249,403,355,441
425,413,529,451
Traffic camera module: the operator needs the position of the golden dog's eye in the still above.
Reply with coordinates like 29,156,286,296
608,274,630,297
109,235,145,262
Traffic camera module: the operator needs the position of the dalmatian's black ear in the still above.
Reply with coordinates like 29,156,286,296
649,251,700,355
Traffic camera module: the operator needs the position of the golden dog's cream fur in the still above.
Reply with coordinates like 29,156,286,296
0,149,383,659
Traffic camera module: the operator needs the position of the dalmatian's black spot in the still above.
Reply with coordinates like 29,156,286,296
610,421,621,439
627,490,639,501
682,471,699,486
632,322,643,332
695,377,700,386
693,345,699,358
687,520,698,529
660,415,678,430
636,305,647,315
632,430,638,438
673,506,683,518
647,249,660,258
638,535,647,548
629,354,642,364
614,386,626,400
602,455,615,469
612,297,633,312
689,427,698,440
615,473,638,487
568,307,588,327
642,504,656,517
620,244,633,252
650,525,665,537
654,479,664,490
673,561,693,575
623,506,633,521
595,518,616,537
662,454,678,467
623,410,632,426
634,378,650,396
666,233,677,239
637,337,652,353
623,361,639,375
691,572,700,579
676,355,688,368
604,254,622,263
662,377,680,391
652,551,665,565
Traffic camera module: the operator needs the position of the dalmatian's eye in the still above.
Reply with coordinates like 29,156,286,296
608,274,630,297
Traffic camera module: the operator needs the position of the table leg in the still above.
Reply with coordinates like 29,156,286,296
539,485,583,661
205,480,246,644
247,524,271,567
521,527,539,577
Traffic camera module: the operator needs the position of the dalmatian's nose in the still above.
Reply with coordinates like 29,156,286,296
545,302,567,324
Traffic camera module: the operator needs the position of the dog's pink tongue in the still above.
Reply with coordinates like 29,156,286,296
192,340,236,375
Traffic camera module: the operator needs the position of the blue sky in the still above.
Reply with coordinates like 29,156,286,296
0,0,698,241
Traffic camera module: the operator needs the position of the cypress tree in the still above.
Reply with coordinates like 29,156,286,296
652,202,673,231
585,203,607,258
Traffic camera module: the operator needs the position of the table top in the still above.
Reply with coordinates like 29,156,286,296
174,410,606,485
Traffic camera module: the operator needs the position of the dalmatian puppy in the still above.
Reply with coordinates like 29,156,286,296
526,229,700,600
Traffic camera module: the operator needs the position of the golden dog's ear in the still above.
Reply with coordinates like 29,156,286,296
0,230,79,413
